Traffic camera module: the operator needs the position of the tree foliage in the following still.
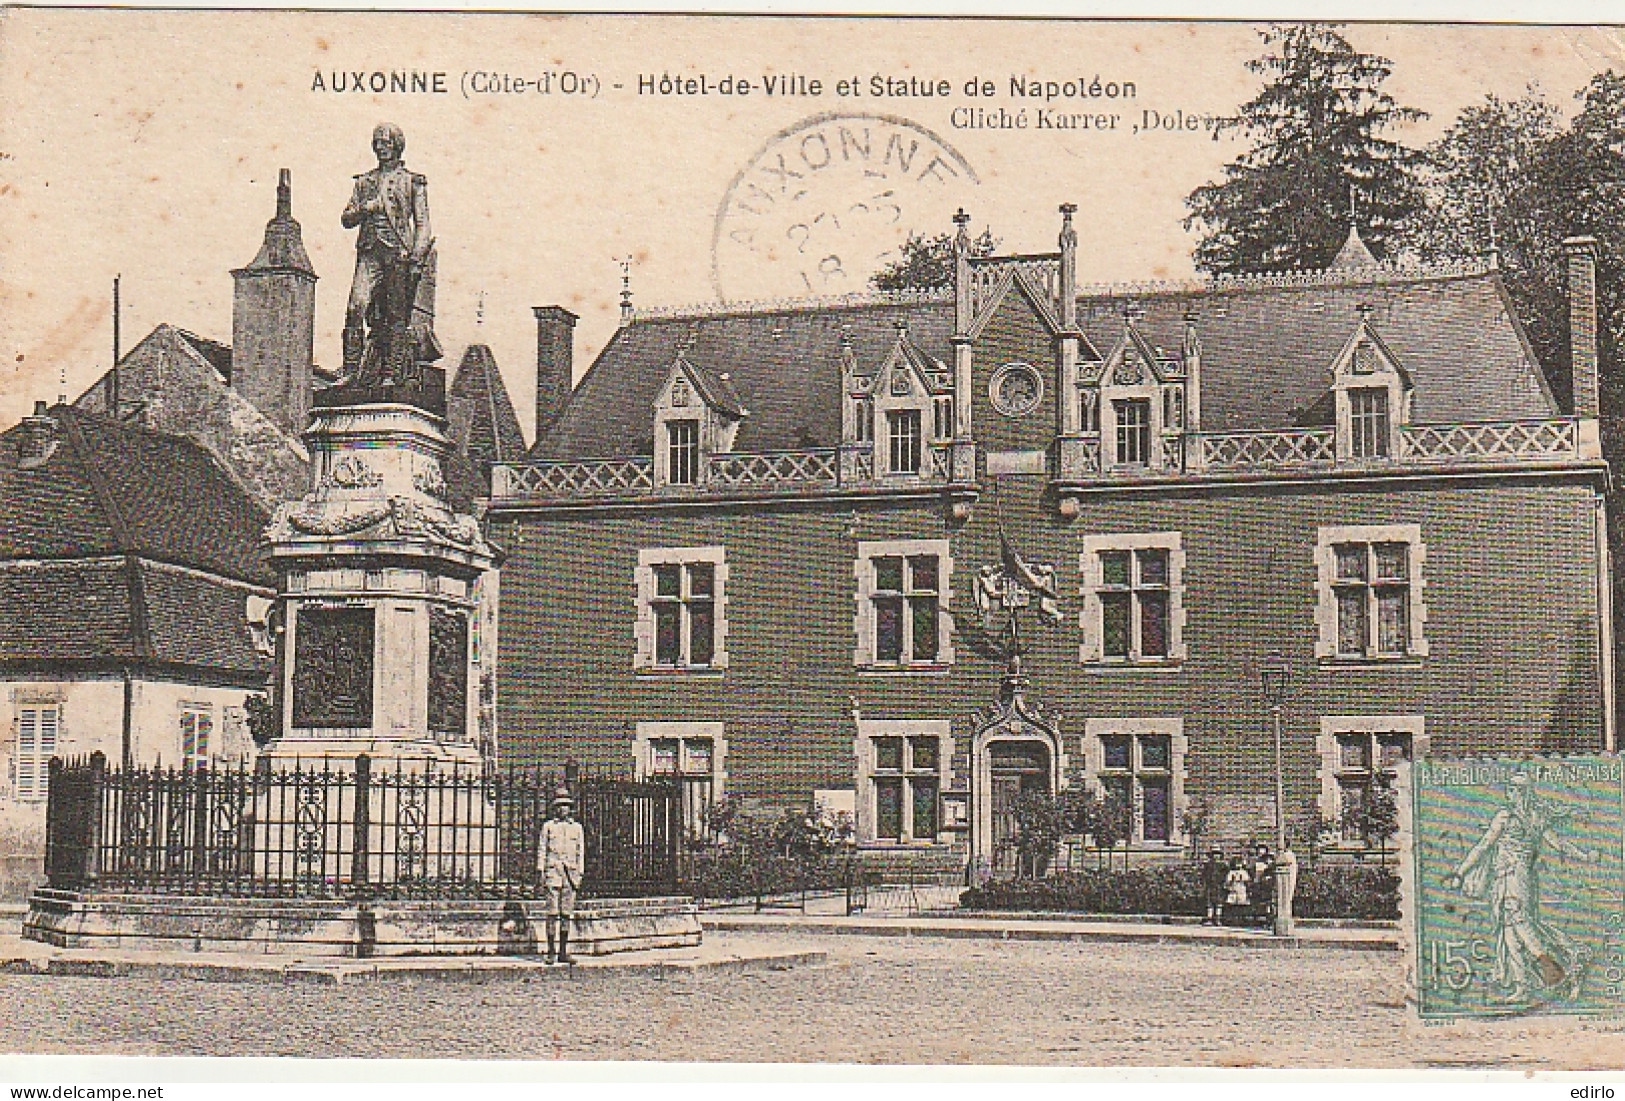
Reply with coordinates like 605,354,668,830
870,226,998,292
1185,24,1428,274
1399,76,1625,411
1400,73,1625,729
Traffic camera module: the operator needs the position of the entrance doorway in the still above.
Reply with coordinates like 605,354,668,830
989,741,1051,879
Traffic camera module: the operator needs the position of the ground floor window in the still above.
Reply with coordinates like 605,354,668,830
179,704,213,770
855,720,951,844
635,721,726,837
14,704,59,803
1317,716,1426,848
1081,719,1186,846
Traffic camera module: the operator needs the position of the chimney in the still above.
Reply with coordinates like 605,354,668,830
1565,236,1600,420
17,400,60,469
533,305,578,443
231,168,317,437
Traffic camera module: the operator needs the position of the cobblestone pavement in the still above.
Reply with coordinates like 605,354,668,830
2,933,1624,1068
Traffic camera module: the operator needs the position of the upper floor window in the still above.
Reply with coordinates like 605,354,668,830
14,704,59,803
855,539,954,669
1080,533,1186,666
1349,388,1390,459
932,396,954,441
887,409,922,474
667,419,700,485
1113,399,1151,467
636,547,729,672
1315,525,1427,661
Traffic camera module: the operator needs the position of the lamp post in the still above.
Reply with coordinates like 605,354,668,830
1259,650,1295,936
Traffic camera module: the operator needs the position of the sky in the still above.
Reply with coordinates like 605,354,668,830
1,12,1620,439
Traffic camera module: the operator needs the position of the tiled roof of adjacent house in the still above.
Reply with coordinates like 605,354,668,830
531,264,1556,460
0,405,273,676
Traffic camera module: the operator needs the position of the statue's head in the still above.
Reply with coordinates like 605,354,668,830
371,123,406,162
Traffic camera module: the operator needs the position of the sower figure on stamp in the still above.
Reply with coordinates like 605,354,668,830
340,122,442,393
537,786,585,965
1445,771,1599,1003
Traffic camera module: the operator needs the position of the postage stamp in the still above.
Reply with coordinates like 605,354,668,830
1413,756,1625,1020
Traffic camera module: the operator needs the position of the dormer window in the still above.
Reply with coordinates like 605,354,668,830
667,419,700,484
652,353,746,488
932,396,954,441
888,409,923,474
1331,310,1409,463
855,397,874,443
1348,389,1390,459
1114,399,1151,467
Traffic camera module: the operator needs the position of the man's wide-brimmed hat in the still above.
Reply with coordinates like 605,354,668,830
550,787,574,808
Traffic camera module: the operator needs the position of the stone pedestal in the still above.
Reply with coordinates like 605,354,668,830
24,889,702,958
264,402,499,770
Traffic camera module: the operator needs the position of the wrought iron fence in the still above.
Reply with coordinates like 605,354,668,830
43,753,681,901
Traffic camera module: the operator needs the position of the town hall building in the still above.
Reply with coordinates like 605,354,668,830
486,206,1613,873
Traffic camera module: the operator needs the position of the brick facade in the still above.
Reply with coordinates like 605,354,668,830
490,218,1612,858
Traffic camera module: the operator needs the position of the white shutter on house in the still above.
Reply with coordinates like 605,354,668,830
17,705,59,802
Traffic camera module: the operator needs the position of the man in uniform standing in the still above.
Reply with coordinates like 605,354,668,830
340,122,441,386
537,786,585,964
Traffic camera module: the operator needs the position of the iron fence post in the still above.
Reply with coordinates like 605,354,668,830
351,753,371,896
85,751,106,888
191,763,210,884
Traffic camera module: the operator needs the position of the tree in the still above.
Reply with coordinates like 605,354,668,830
1184,24,1428,274
1012,789,1062,879
244,692,278,748
870,226,998,292
1341,768,1401,866
1400,73,1625,729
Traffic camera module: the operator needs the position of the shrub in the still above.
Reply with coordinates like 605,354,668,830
681,796,856,903
959,859,1399,920
1292,862,1400,920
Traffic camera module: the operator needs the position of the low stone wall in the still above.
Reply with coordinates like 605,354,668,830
23,890,701,958
1,853,46,905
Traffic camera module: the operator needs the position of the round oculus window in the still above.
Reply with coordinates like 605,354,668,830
989,362,1044,418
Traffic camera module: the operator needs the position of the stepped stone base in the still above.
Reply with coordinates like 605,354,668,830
22,889,700,958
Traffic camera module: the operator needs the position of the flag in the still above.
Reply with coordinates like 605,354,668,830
1000,533,1062,623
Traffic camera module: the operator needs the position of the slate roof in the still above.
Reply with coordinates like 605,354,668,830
0,405,273,676
448,344,528,472
531,264,1556,460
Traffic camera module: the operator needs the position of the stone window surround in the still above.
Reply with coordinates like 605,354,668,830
1313,523,1429,662
633,720,728,791
853,538,955,669
1099,376,1169,469
634,546,731,673
1079,531,1188,666
1316,714,1427,844
1079,717,1189,848
853,718,954,845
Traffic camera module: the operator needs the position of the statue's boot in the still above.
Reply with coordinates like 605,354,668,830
342,325,366,378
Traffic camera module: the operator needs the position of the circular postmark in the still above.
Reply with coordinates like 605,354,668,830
989,361,1044,418
711,112,980,302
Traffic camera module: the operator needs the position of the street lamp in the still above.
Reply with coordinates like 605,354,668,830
1259,650,1295,936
